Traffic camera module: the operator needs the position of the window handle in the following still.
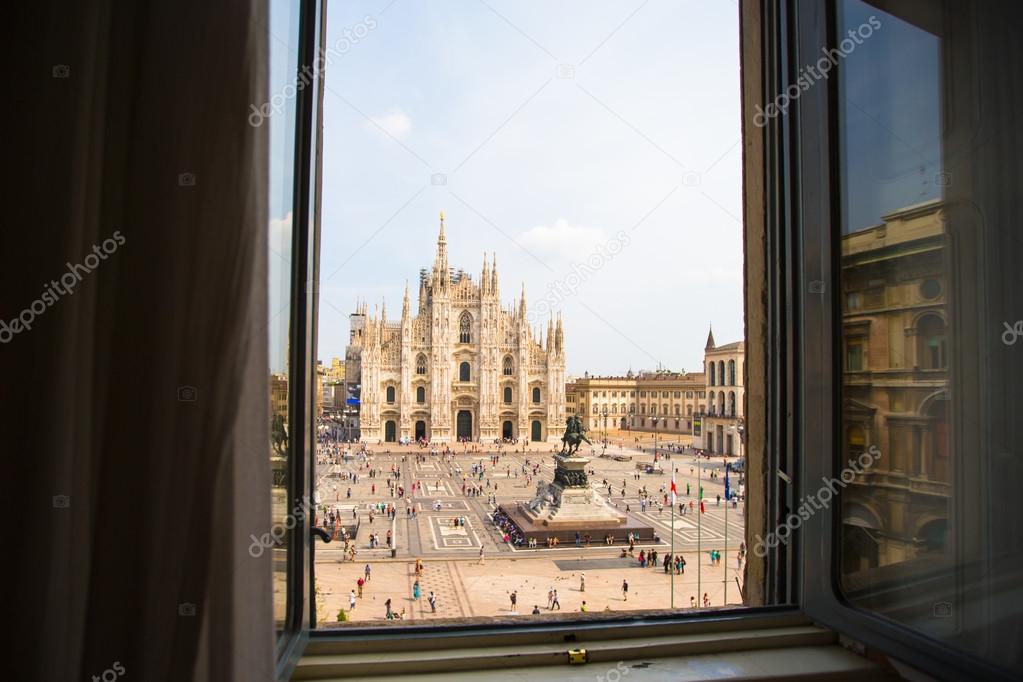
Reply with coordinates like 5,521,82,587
311,526,332,543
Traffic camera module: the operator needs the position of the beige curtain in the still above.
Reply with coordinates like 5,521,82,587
8,2,273,680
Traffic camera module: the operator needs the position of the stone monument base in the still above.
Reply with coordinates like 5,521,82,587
499,503,657,544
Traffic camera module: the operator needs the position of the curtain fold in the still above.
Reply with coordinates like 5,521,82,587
8,2,273,680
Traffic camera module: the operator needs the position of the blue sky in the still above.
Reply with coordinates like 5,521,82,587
276,0,744,375
839,0,940,233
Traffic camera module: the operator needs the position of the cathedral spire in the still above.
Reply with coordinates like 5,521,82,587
401,281,410,321
705,324,716,350
380,297,387,323
556,312,563,353
547,316,554,351
433,211,449,288
519,282,527,320
491,252,499,295
481,253,490,296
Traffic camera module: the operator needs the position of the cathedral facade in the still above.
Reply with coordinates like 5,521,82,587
346,213,566,444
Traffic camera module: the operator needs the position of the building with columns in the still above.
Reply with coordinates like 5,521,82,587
346,213,566,444
566,371,706,439
700,327,745,456
564,326,745,456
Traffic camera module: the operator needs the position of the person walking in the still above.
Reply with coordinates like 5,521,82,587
413,579,421,601
579,572,586,592
551,589,561,610
349,589,357,612
385,598,393,619
621,579,629,601
509,590,518,612
478,546,485,565
547,587,554,609
364,564,372,582
357,577,364,597
428,591,437,613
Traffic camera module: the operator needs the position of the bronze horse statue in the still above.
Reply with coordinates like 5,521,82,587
560,416,592,456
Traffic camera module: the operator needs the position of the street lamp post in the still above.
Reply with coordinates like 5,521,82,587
651,417,659,462
601,406,609,453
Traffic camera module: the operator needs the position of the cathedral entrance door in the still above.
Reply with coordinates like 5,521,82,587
384,420,396,442
502,421,513,440
456,410,473,440
530,420,542,441
415,420,426,441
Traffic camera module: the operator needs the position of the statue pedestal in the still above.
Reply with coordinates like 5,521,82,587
512,449,640,535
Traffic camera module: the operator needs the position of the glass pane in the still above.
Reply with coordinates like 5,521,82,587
314,1,749,627
837,0,1023,670
267,0,302,638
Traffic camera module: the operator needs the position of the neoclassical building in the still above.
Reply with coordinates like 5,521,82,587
564,326,745,456
701,328,746,456
346,213,566,443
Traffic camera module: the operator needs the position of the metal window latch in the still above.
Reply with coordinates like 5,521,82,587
312,526,332,543
567,649,588,665
777,469,791,484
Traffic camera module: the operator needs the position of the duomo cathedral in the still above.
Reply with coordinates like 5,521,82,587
346,213,566,443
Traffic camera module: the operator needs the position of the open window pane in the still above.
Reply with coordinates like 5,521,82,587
312,0,753,627
268,0,303,639
836,0,1023,671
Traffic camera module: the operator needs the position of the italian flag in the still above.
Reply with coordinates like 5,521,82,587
670,468,677,505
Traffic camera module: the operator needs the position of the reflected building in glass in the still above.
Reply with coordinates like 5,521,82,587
840,198,949,573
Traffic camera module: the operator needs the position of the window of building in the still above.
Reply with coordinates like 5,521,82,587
503,356,513,375
458,361,470,382
416,354,427,375
459,311,472,343
416,386,425,403
531,387,541,403
503,387,512,403
386,386,395,403
917,314,946,370
728,359,736,385
846,339,865,372
920,278,941,300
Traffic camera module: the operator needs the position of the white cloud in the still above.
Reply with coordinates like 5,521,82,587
517,219,607,262
368,110,411,139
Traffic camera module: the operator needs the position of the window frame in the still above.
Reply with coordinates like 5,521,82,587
276,0,324,678
793,2,1016,680
302,0,804,670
